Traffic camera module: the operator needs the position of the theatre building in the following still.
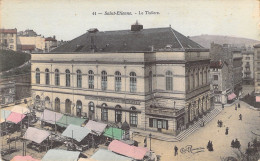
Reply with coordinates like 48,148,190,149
31,23,211,136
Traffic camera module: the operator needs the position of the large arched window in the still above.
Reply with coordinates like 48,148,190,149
55,97,60,112
88,70,94,89
149,71,153,92
76,100,82,117
77,70,82,88
65,99,71,114
166,71,173,91
65,69,70,87
130,72,137,93
101,103,108,121
36,68,40,84
45,96,50,109
55,69,60,86
115,71,121,92
101,71,107,90
130,106,138,127
115,105,122,123
45,69,50,85
88,102,95,120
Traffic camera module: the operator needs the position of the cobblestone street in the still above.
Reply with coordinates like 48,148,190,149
134,101,260,161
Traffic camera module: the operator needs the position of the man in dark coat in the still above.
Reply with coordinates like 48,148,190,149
174,146,178,156
144,136,147,147
225,127,229,135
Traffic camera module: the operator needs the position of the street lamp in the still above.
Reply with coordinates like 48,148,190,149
149,133,152,151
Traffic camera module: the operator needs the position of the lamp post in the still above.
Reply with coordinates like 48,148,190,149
149,133,152,151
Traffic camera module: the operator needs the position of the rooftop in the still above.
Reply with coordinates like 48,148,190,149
52,25,206,53
0,28,17,34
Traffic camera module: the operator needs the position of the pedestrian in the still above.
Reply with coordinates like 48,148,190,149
231,140,235,148
144,136,147,147
248,142,250,148
207,140,211,151
225,127,229,135
217,120,220,127
220,120,223,127
239,114,242,120
222,104,224,110
235,104,237,111
238,103,240,108
209,141,214,151
174,145,178,156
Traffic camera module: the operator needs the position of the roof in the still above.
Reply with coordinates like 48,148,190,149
11,155,40,161
45,37,57,41
24,127,50,144
0,28,17,34
61,124,91,142
78,158,97,161
210,61,224,69
11,105,30,114
254,44,260,48
52,27,206,53
103,127,124,140
56,115,87,127
108,140,148,160
1,110,12,123
91,149,132,161
41,149,81,161
84,120,107,136
20,45,36,50
7,112,26,124
40,109,63,124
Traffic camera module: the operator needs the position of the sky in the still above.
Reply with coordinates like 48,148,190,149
1,0,259,41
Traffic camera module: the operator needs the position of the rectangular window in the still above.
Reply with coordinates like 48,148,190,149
153,119,157,128
149,118,153,127
213,75,218,80
157,120,162,128
10,45,14,49
162,120,168,130
130,112,138,127
9,39,14,43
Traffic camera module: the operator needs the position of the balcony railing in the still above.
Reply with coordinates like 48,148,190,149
145,107,185,118
186,84,210,100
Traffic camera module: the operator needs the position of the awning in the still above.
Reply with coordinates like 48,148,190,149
40,109,63,124
7,112,26,124
85,120,107,136
256,96,260,102
1,110,12,123
78,158,97,161
42,149,81,161
103,127,124,140
56,115,87,128
11,105,30,114
62,124,91,142
24,127,50,144
11,155,40,161
228,93,236,100
91,149,132,161
108,140,148,160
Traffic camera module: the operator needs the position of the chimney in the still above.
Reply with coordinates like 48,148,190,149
131,20,143,31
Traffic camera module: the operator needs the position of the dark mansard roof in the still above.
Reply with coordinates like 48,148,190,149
52,26,207,53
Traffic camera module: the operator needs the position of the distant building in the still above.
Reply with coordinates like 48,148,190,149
232,48,243,97
17,35,45,52
242,48,254,85
18,29,37,37
254,44,260,96
0,81,15,106
0,28,17,51
210,43,233,104
45,36,57,52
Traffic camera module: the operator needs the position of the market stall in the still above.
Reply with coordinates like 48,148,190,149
62,124,91,151
91,149,132,161
10,155,40,161
103,127,124,145
85,120,107,145
23,127,51,152
56,115,87,130
41,149,87,161
40,109,63,130
108,140,148,160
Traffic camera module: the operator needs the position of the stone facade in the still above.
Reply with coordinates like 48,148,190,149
242,49,254,85
254,44,260,94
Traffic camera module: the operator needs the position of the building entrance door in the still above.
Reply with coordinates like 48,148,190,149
157,120,162,132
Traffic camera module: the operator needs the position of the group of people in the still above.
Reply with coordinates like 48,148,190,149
231,138,241,149
217,120,223,127
235,103,240,110
207,140,214,151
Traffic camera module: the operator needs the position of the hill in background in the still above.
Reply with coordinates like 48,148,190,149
190,35,260,48
0,50,31,72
